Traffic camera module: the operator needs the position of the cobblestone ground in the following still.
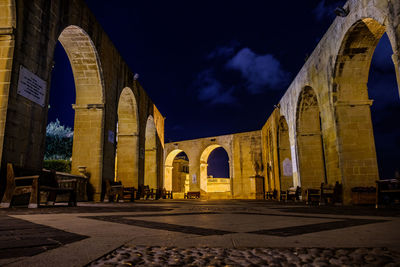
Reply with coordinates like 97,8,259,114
89,245,400,266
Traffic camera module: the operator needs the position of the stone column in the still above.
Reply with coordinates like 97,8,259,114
0,27,14,166
335,100,378,204
200,162,208,192
72,104,104,202
116,133,139,187
145,147,157,189
164,165,173,191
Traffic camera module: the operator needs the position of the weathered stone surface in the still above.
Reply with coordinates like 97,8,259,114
0,0,165,200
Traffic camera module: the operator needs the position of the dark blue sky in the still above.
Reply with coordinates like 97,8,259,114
48,0,399,179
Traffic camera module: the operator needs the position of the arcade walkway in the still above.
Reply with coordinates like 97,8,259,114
0,200,399,266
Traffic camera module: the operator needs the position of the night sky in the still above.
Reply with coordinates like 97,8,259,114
48,0,399,179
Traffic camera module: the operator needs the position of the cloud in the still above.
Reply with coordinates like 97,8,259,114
196,69,236,104
207,41,240,60
226,48,289,94
313,0,346,21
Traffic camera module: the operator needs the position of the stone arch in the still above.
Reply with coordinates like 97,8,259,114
333,18,389,102
199,144,231,193
333,18,400,198
164,149,190,192
144,115,157,189
0,0,16,165
278,116,293,191
296,86,327,191
55,25,105,200
116,87,139,187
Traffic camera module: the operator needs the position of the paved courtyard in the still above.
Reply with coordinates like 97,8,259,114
0,200,399,266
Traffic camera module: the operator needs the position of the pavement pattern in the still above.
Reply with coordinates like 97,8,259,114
0,200,399,266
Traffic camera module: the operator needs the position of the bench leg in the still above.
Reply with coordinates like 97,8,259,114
47,191,57,205
28,179,38,208
1,180,15,208
68,191,77,207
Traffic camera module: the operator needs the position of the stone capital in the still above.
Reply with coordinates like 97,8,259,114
117,133,139,137
334,100,373,106
72,103,105,110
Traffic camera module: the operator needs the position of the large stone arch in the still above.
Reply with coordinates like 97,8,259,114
278,116,293,192
333,17,400,201
144,115,158,189
57,25,105,200
116,87,139,187
296,86,327,192
0,1,165,203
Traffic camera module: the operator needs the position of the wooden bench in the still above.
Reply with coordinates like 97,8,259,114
157,188,172,199
184,191,200,199
280,190,287,201
286,186,301,202
351,187,376,205
39,169,78,206
265,190,277,200
306,188,321,205
376,179,400,208
320,182,342,205
105,180,124,202
105,180,137,202
137,185,156,200
122,187,137,202
1,163,39,208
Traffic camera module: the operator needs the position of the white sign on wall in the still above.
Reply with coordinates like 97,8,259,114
17,66,47,107
283,158,293,176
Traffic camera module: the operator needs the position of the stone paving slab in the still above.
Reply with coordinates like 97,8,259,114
0,215,87,265
0,200,399,266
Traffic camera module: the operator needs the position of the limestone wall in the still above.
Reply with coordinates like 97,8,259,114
0,0,164,201
277,0,400,203
164,130,263,199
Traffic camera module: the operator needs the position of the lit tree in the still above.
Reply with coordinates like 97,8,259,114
44,119,73,160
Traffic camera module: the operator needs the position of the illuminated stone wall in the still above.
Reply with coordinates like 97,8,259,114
0,0,164,201
266,0,400,203
164,130,263,199
166,0,400,204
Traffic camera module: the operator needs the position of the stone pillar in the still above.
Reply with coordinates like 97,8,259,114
116,133,138,187
184,175,190,193
72,104,104,202
164,165,173,191
0,27,14,166
200,162,208,192
144,147,157,189
335,100,378,204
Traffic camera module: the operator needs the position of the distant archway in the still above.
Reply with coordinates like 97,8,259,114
116,87,139,187
164,149,189,192
200,145,230,193
144,115,157,189
278,116,293,191
296,86,326,190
